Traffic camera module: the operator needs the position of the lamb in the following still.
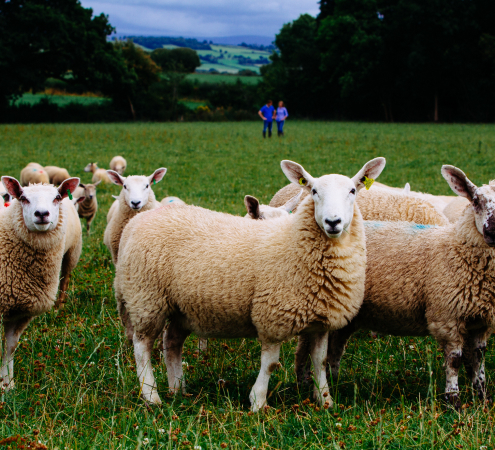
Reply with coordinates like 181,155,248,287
73,181,100,234
44,166,71,185
270,182,448,226
20,163,49,186
295,166,495,407
114,157,386,410
103,168,167,265
0,177,80,391
109,156,127,175
84,162,111,184
244,190,302,220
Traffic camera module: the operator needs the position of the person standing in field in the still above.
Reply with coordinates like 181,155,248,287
276,101,288,137
258,100,275,138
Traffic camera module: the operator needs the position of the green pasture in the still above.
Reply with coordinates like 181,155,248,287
0,122,494,449
12,93,109,107
195,45,270,74
186,73,261,85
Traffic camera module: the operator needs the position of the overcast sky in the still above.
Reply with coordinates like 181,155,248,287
80,0,319,38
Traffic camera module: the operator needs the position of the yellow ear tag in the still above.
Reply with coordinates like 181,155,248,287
299,177,307,186
363,176,374,190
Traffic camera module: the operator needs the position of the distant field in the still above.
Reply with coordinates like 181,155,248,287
12,93,109,107
0,122,494,449
186,72,261,85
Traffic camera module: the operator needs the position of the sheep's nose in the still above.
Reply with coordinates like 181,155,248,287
325,218,342,229
34,210,50,220
131,200,141,208
89,195,93,199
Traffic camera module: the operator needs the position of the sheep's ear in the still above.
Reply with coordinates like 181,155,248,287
403,182,411,194
244,195,261,219
2,177,23,200
58,177,80,199
149,168,167,185
281,189,303,212
280,160,314,189
75,196,85,204
352,157,386,191
79,183,86,189
112,194,119,200
107,170,125,186
93,180,101,187
83,163,92,173
441,165,477,200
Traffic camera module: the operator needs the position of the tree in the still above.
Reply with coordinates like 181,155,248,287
0,0,126,110
151,48,200,73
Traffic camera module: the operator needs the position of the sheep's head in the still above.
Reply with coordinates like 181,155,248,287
442,165,495,246
115,163,126,175
80,180,100,200
84,163,97,173
281,158,386,238
107,168,167,211
244,190,302,220
1,177,80,232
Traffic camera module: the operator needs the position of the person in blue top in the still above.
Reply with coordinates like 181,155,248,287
258,100,275,138
275,101,289,137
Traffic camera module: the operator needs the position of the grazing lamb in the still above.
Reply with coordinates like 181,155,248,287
270,183,448,226
109,156,127,175
244,190,302,220
44,166,70,186
296,166,495,407
114,157,386,410
84,162,111,184
20,163,49,186
73,181,100,234
0,177,80,391
104,168,167,265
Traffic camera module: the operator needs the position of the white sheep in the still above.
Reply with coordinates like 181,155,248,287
109,156,127,175
0,177,80,391
103,168,167,266
44,166,71,186
73,181,100,234
20,163,49,186
296,166,495,407
114,157,386,410
84,162,111,184
244,190,302,220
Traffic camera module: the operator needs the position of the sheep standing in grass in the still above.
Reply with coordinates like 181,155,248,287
115,157,386,410
84,162,111,184
44,166,70,186
0,177,80,391
296,166,495,407
20,163,49,186
109,156,127,175
73,181,100,234
270,183,448,226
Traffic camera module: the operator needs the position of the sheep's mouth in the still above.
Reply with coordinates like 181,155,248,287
35,219,50,225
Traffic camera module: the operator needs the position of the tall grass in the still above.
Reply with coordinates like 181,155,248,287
0,122,494,449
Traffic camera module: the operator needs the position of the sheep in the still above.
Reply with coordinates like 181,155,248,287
443,197,470,223
20,163,49,186
270,182,448,226
84,162,111,184
0,177,80,391
73,181,101,234
109,156,127,175
244,190,302,220
44,166,71,186
161,196,186,206
114,157,386,410
104,168,167,265
295,166,495,407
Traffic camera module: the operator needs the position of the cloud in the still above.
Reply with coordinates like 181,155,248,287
80,0,319,37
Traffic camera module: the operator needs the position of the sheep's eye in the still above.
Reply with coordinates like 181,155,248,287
473,197,479,207
55,194,62,201
19,196,29,203
312,189,317,195
350,188,356,195
124,185,127,190
145,184,149,189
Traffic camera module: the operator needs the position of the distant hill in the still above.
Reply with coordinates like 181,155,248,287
197,35,275,47
118,36,212,50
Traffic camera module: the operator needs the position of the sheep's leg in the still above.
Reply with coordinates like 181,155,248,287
55,243,81,309
86,217,93,235
118,301,134,343
327,323,356,380
197,338,208,353
310,331,332,408
163,321,190,394
463,332,490,400
295,334,312,386
444,344,463,409
1,317,32,391
133,332,161,405
249,341,281,412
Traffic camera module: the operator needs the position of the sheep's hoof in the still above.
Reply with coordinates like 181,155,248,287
249,392,266,412
445,393,461,411
2,380,15,392
142,392,162,406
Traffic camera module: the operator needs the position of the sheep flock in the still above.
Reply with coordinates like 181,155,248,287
1,155,495,415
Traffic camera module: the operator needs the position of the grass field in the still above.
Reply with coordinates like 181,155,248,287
0,122,494,449
195,45,271,74
12,93,109,107
186,73,261,85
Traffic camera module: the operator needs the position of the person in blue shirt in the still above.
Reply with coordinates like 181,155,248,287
275,101,289,137
258,100,275,138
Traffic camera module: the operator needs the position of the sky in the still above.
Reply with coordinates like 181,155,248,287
79,0,319,39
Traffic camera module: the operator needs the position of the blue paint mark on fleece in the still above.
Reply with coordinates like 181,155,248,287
364,221,386,229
